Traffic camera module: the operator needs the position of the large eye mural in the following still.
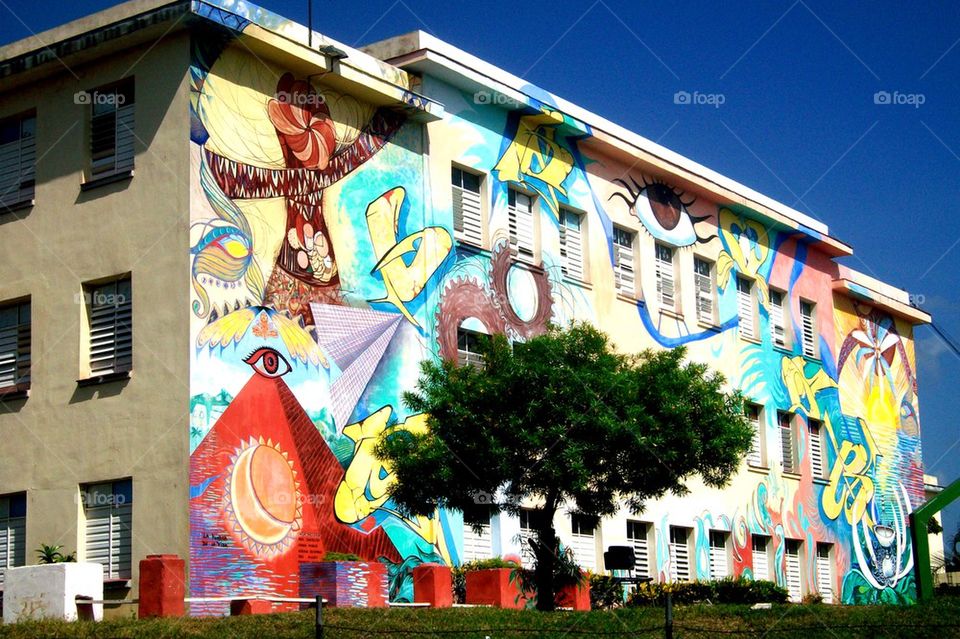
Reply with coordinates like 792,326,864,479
244,347,292,378
610,175,714,246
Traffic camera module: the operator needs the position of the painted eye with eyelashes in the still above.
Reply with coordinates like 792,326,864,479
610,176,713,247
244,347,292,378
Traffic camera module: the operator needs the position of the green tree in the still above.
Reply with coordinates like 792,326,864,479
377,322,753,611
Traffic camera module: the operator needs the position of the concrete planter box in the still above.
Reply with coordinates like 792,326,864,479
556,576,591,611
299,561,388,608
465,568,529,609
2,563,104,623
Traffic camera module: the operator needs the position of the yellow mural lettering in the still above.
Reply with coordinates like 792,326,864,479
781,355,835,419
493,107,573,217
366,187,453,327
823,439,875,525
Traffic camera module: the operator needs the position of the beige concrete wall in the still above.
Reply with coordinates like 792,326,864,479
0,32,192,607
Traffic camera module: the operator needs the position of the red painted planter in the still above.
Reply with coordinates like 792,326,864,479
138,554,186,618
465,568,529,609
556,578,591,610
413,563,453,608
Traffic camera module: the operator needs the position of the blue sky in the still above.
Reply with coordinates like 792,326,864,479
2,0,958,541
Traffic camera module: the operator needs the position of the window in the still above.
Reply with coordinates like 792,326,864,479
736,277,756,339
86,277,132,376
518,508,537,565
451,166,483,246
461,505,492,562
816,543,834,603
808,418,825,479
83,479,132,580
613,227,635,297
456,328,488,368
751,534,770,581
0,493,26,588
626,520,651,579
784,539,802,602
507,189,535,264
569,513,597,571
86,78,135,182
559,208,585,280
654,243,676,310
0,299,30,392
769,289,787,348
693,257,715,324
0,112,36,209
745,403,764,467
708,530,730,579
668,526,691,582
800,300,817,358
779,412,796,474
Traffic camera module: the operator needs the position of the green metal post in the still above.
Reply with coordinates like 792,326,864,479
911,477,960,601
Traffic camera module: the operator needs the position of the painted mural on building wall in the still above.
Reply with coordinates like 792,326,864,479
187,21,924,607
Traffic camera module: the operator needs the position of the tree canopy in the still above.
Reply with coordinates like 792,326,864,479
377,322,753,610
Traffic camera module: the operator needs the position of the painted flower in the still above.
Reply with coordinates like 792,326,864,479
267,74,336,170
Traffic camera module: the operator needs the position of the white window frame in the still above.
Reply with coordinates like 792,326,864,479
559,208,585,281
654,242,677,311
626,520,651,579
779,412,796,474
86,78,135,183
518,508,537,566
708,530,730,579
86,277,133,376
745,403,765,467
451,165,484,247
0,298,30,391
461,505,493,562
800,300,817,359
613,226,636,298
569,513,598,571
507,188,536,264
0,492,26,588
668,526,691,582
784,539,803,602
736,276,756,340
693,256,715,325
769,288,788,348
82,479,132,581
808,418,825,480
0,111,36,209
816,543,834,603
456,327,487,368
751,534,770,582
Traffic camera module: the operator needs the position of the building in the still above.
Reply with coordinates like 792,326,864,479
0,0,931,611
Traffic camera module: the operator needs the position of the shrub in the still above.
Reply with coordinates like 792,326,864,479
589,574,624,609
802,592,824,604
626,577,788,606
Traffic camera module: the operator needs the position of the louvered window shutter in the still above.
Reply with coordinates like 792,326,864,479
737,277,755,338
785,540,802,602
801,301,816,358
452,168,483,246
627,521,650,578
560,210,584,280
0,494,26,588
89,279,132,375
90,81,134,179
816,544,833,603
655,244,675,309
0,114,35,208
770,290,786,347
780,413,795,474
508,190,535,263
809,420,824,479
84,481,132,580
694,258,714,324
669,527,690,581
746,405,762,466
613,229,635,296
0,301,30,388
751,536,769,581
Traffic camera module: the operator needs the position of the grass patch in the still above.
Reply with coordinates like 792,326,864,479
1,599,960,638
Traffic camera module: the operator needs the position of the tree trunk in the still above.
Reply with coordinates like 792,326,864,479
533,507,558,612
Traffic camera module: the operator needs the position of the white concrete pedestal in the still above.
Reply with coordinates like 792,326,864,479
2,563,103,623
